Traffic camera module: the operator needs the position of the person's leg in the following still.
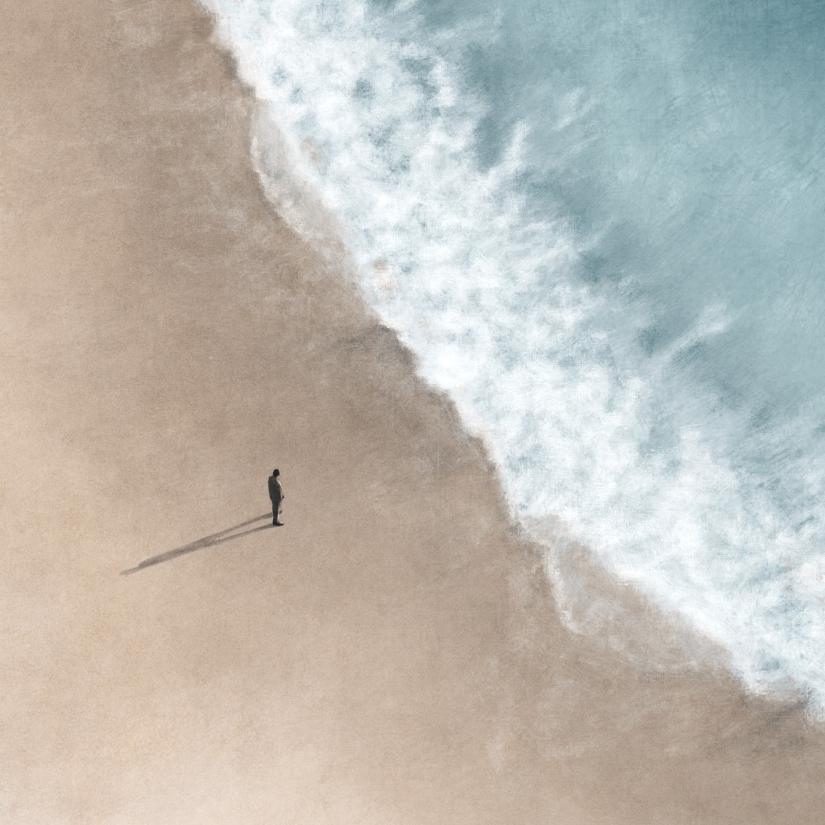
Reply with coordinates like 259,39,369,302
272,501,278,526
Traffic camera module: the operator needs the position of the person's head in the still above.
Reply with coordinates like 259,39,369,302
272,468,280,477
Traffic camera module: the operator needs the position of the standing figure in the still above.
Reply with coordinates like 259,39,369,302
268,468,284,526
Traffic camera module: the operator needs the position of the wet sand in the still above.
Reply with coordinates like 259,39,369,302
2,1,825,822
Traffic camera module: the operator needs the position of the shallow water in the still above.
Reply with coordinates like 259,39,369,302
199,0,825,709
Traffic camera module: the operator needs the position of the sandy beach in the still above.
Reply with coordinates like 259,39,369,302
2,1,825,822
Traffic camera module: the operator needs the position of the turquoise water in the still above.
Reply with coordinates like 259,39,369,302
200,0,825,708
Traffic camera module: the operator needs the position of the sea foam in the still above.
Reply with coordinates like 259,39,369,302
198,0,825,712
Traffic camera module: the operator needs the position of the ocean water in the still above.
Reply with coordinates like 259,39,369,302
199,0,825,709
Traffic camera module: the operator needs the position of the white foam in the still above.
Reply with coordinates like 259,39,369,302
199,0,825,713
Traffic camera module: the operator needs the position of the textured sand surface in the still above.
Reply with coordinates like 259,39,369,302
2,2,825,822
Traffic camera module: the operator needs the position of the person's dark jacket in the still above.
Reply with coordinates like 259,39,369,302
268,476,283,502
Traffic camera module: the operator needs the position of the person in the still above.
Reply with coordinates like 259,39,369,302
268,468,284,526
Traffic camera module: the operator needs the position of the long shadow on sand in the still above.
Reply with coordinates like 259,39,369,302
121,513,272,576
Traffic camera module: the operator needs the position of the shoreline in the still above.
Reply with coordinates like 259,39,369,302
199,0,825,714
3,1,825,822
214,3,815,719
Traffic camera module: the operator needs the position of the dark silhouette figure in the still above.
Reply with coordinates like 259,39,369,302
269,468,284,526
120,513,271,575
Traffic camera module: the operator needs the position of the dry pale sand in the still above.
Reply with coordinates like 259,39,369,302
2,2,825,823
